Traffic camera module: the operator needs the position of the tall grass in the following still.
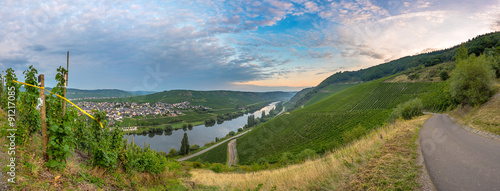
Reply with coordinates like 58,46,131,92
190,116,430,190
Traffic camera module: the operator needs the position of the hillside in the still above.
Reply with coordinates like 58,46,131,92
235,78,448,164
291,32,500,110
87,90,295,109
283,87,313,109
19,87,137,99
64,88,136,99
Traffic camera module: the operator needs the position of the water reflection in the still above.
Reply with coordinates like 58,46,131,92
125,102,277,152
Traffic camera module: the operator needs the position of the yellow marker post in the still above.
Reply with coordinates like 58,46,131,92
13,80,103,128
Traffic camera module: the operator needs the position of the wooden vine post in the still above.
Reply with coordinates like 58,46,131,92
39,74,48,162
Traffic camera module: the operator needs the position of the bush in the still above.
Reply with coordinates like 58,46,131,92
390,98,424,121
167,148,178,157
439,71,450,81
209,163,226,173
296,149,317,161
280,152,295,164
450,54,495,106
408,73,419,80
237,128,243,132
190,144,200,151
228,131,236,136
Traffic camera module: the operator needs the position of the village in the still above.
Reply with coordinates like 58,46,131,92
74,101,211,126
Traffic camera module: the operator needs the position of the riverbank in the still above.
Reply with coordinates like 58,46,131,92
121,101,273,135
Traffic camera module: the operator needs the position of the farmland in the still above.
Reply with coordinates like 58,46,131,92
236,78,446,164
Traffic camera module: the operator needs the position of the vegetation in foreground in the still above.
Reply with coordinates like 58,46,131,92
190,115,430,190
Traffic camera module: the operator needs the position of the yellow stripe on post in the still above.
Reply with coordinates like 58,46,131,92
13,80,103,128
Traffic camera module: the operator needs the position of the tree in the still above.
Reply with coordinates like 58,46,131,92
228,131,236,136
190,144,200,151
450,54,495,106
454,44,468,61
439,71,450,81
180,133,190,155
261,111,266,119
167,148,178,157
215,137,219,142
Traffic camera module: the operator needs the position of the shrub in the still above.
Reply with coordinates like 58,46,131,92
280,152,295,164
296,149,317,161
190,144,200,151
389,98,423,121
209,163,226,173
228,131,236,136
439,71,450,81
450,54,495,106
408,73,419,80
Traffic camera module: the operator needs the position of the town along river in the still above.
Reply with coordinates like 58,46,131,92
125,102,278,153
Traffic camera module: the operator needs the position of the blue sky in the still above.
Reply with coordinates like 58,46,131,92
1,0,499,92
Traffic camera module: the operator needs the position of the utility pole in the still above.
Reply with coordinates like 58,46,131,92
39,74,48,162
62,51,69,117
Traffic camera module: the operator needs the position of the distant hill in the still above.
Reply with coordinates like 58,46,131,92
291,31,500,110
127,91,157,95
61,88,135,99
87,90,296,109
19,87,136,99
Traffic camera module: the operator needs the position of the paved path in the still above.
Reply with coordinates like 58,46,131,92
177,129,252,161
420,114,500,191
227,139,237,166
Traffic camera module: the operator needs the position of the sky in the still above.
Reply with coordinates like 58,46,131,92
1,0,499,92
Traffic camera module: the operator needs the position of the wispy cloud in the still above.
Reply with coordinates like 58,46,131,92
0,0,499,91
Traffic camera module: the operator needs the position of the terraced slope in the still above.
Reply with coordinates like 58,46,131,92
236,79,445,164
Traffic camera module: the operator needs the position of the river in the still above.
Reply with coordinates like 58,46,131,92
125,102,278,153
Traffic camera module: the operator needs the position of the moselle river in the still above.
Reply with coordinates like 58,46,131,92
125,102,278,153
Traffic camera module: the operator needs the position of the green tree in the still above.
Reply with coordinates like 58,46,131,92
261,111,265,119
180,133,190,155
450,54,495,106
439,70,450,81
167,148,178,157
454,44,468,61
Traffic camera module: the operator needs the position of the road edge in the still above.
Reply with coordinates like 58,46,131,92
417,124,437,191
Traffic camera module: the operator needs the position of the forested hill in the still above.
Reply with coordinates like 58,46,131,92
291,31,500,110
85,90,295,109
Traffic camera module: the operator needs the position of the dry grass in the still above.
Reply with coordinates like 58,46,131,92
385,62,454,83
190,115,430,190
450,92,500,135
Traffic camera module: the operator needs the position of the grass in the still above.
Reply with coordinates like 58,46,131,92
385,62,454,83
190,115,430,190
450,91,500,135
236,78,445,164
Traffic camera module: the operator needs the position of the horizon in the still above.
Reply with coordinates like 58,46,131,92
1,0,499,92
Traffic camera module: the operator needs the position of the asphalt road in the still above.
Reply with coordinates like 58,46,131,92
177,129,251,161
420,114,500,191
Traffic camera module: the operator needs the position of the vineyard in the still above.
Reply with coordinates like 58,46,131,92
236,78,448,164
303,83,358,107
0,66,186,190
186,140,228,163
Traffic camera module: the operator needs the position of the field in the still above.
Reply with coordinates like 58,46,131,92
186,141,228,164
190,115,430,190
303,83,359,107
236,78,445,164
